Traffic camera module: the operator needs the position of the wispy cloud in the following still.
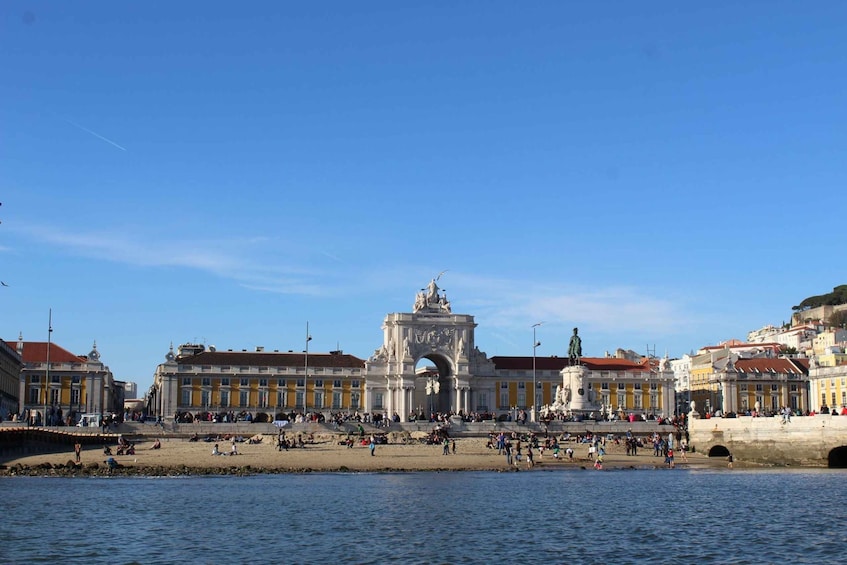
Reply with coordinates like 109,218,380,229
19,225,335,294
443,273,685,337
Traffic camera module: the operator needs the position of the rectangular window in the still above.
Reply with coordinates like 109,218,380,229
791,396,799,410
296,379,305,387
790,384,798,392
601,393,610,408
477,392,488,412
832,392,837,406
259,379,268,387
374,392,384,410
201,390,210,407
517,391,526,408
221,378,230,386
314,391,323,409
276,390,285,407
31,375,41,384
182,377,191,386
616,394,625,409
295,391,304,408
740,384,748,392
333,380,342,388
650,383,658,390
201,377,211,386
332,392,342,409
351,392,360,409
220,390,229,407
315,380,324,388
501,382,509,389
822,393,827,407
756,395,764,409
278,379,285,387
741,398,748,411
352,380,360,388
72,375,81,384
51,375,60,384
71,388,80,405
518,382,525,390
634,382,642,390
28,387,39,404
240,378,248,386
617,382,625,390
771,384,778,392
634,394,642,409
601,382,609,390
181,389,191,406
842,391,846,407
239,391,248,407
650,394,658,410
499,391,509,410
258,390,268,408
756,384,763,392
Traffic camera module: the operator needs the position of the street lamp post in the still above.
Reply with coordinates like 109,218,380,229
304,322,312,416
44,309,53,426
531,322,543,423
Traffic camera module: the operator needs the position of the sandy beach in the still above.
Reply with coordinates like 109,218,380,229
0,432,728,475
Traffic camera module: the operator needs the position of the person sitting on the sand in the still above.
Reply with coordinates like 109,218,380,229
103,445,112,455
212,443,223,456
189,433,199,442
151,439,161,450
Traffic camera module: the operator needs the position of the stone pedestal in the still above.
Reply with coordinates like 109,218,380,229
561,364,597,416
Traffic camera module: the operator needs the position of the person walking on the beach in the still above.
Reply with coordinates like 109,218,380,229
727,452,733,468
369,435,376,456
526,446,534,469
231,440,238,456
443,436,449,455
74,442,82,463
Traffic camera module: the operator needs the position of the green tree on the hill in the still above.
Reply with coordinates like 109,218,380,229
792,285,847,311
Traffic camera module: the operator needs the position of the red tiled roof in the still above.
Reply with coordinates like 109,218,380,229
735,358,809,375
177,350,365,369
13,341,87,364
491,356,649,372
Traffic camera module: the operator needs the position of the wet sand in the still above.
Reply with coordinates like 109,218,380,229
0,433,728,475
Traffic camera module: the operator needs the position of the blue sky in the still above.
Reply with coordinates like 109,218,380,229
2,2,845,393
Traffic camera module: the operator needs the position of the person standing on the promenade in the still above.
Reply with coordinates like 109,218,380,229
74,442,82,463
727,452,733,468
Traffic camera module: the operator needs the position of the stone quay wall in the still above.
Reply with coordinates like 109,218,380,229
688,414,847,466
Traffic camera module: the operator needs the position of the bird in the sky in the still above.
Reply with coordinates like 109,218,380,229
1,282,8,287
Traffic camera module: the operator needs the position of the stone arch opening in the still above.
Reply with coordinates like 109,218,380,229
827,446,847,468
708,444,730,458
414,354,454,419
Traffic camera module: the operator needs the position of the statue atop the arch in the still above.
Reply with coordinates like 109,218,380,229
568,327,582,366
413,277,452,313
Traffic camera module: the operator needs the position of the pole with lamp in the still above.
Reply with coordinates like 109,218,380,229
425,376,439,419
304,322,312,417
44,309,53,426
531,322,543,423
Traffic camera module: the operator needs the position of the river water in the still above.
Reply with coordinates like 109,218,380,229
1,469,844,564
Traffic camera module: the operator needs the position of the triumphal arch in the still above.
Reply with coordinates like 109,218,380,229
363,277,495,421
